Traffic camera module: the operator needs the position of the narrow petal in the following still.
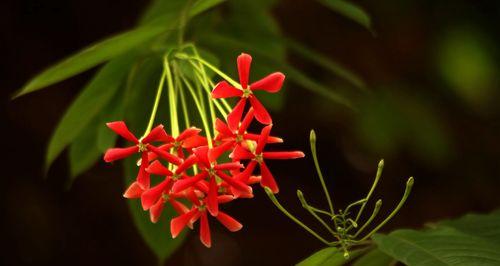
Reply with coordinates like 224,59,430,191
141,178,170,210
171,209,198,238
182,135,207,149
106,121,138,143
207,178,219,216
136,153,150,189
255,124,272,154
104,146,138,162
169,199,190,215
234,160,257,183
216,211,243,232
208,141,233,163
147,144,183,165
237,53,252,88
244,133,283,143
175,154,198,174
217,171,252,194
260,162,279,193
238,108,254,135
171,172,208,193
150,199,165,223
263,151,305,160
249,96,272,125
193,146,210,168
227,98,247,132
217,195,235,204
146,160,173,176
200,211,211,248
215,118,234,137
230,145,255,161
250,72,285,93
248,175,262,185
123,182,144,198
177,127,202,141
211,81,243,98
214,162,244,171
141,125,168,144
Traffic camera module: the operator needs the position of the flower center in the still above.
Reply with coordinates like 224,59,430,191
235,134,244,143
138,142,148,152
162,193,170,201
255,153,264,164
242,87,252,98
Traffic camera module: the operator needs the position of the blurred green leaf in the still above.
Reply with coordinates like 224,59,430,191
285,38,366,90
373,210,500,266
96,91,125,152
317,0,373,32
190,0,227,17
121,56,187,263
45,55,135,172
297,247,369,266
68,119,101,183
14,26,165,98
353,249,394,266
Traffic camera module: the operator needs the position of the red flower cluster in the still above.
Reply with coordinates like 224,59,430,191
104,53,304,247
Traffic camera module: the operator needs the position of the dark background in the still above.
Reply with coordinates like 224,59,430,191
2,0,500,265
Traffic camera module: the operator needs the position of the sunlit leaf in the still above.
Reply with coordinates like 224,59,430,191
45,55,135,172
353,249,394,266
317,0,373,32
14,27,164,98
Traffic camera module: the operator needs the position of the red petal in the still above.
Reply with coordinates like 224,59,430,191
260,162,279,193
149,198,165,223
103,146,138,162
250,72,285,93
217,195,235,204
238,108,255,135
234,160,257,183
227,98,247,132
214,162,244,171
215,118,234,137
141,178,171,210
171,172,208,193
256,124,272,154
146,160,173,176
200,211,211,248
175,154,198,174
249,96,272,124
177,127,202,141
217,171,252,194
182,135,207,149
207,178,219,216
136,153,150,189
216,211,243,232
208,141,233,163
171,208,198,238
123,182,145,198
147,144,183,165
244,133,283,143
211,81,243,98
237,53,252,88
193,146,210,168
230,145,255,161
106,121,138,143
248,175,261,184
141,125,167,144
169,199,190,215
263,151,305,160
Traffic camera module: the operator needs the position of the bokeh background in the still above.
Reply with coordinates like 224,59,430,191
2,0,499,265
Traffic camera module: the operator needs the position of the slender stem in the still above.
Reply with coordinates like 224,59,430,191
264,187,332,246
344,199,367,215
297,190,339,238
178,72,191,129
178,54,240,88
310,130,335,216
177,0,193,45
360,177,414,241
191,64,229,117
356,160,384,223
166,60,179,137
308,205,335,217
353,200,382,238
143,56,168,137
208,79,232,113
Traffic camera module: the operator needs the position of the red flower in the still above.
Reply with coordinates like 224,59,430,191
149,127,207,160
211,53,285,128
170,196,242,248
231,124,305,193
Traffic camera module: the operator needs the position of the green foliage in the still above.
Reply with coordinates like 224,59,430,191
317,0,373,32
68,119,101,183
297,247,369,266
352,249,393,266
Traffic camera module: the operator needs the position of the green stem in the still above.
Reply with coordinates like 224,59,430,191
177,0,193,45
178,72,191,129
360,177,414,241
356,160,384,223
178,54,240,88
297,190,339,238
310,130,335,216
353,200,382,238
143,56,168,137
166,60,179,137
264,187,332,246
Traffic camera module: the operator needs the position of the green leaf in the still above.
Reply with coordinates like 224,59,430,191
190,0,227,17
373,210,500,266
14,26,164,98
120,56,187,263
96,90,126,152
297,247,369,266
285,38,366,90
317,0,373,32
68,119,101,183
353,249,394,266
45,54,136,172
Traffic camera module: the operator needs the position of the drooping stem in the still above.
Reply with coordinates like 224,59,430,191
297,190,339,238
143,56,168,138
353,200,382,238
360,177,414,241
310,130,335,216
177,54,240,88
178,75,190,129
265,187,332,246
355,160,384,223
165,59,179,137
